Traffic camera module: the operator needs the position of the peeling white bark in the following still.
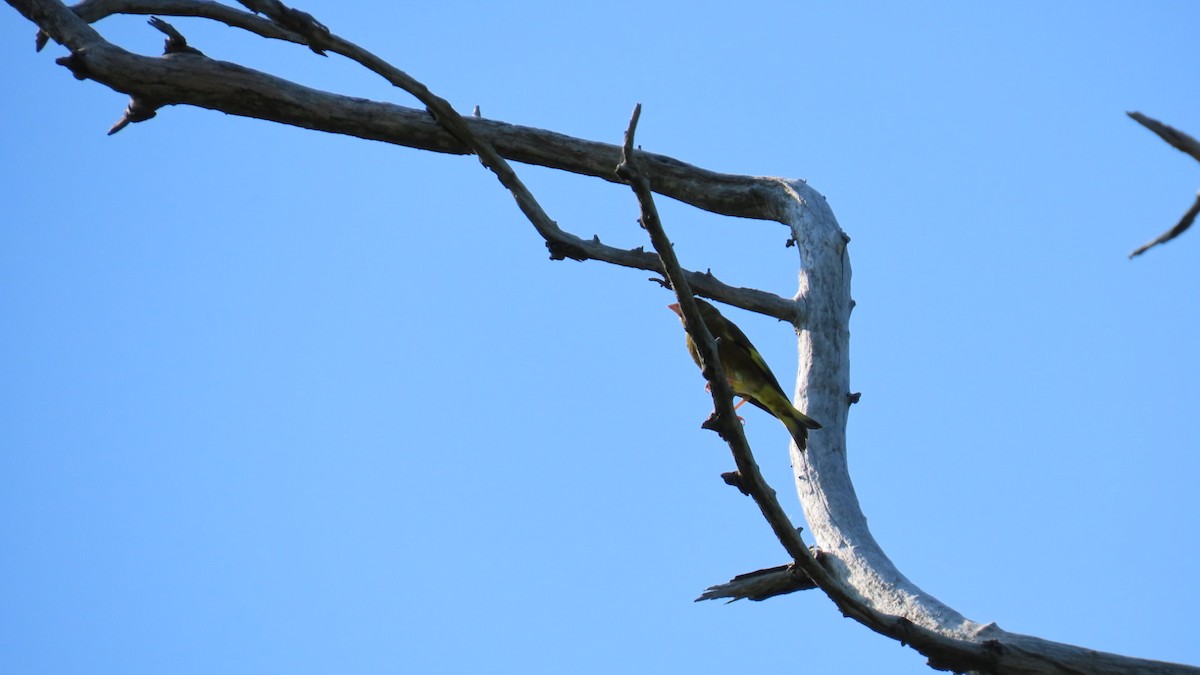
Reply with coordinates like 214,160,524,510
775,178,1197,673
781,179,971,629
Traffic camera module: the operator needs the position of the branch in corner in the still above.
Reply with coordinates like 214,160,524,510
1129,192,1200,258
1127,112,1200,257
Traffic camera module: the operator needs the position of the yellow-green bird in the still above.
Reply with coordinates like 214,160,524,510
669,298,822,449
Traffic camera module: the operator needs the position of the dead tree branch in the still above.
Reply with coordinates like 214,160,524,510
7,1,1200,672
695,564,818,603
1129,111,1200,163
11,0,796,315
1127,111,1200,258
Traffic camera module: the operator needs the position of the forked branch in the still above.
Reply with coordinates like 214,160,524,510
1127,112,1200,258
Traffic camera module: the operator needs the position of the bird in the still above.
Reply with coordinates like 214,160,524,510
668,298,821,449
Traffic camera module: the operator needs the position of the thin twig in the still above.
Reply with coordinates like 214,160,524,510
619,104,1026,674
618,102,878,623
617,104,807,564
1128,111,1200,163
1129,192,1200,258
615,104,752,486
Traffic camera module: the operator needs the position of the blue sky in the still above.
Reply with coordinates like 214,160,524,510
3,2,1198,673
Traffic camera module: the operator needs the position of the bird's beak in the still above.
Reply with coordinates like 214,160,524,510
667,303,682,317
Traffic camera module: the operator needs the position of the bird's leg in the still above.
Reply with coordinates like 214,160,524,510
702,383,747,423
733,398,748,424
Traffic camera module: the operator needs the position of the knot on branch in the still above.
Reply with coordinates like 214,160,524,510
701,409,738,436
240,0,332,54
925,639,1003,675
720,471,749,495
545,239,588,262
55,51,92,81
278,7,331,54
892,616,917,647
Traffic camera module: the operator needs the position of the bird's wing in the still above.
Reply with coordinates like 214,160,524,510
721,318,790,397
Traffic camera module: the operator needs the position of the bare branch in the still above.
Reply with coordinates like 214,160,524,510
619,105,994,674
695,563,818,603
1130,192,1200,258
67,0,305,44
1129,111,1200,163
617,101,816,573
1127,112,1200,257
231,0,328,54
10,0,795,318
146,15,203,54
7,3,1199,672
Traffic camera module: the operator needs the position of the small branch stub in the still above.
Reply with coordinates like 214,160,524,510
696,563,818,603
54,52,90,80
108,97,161,135
720,471,750,495
148,17,204,56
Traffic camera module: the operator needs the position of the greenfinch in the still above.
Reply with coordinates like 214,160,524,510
669,299,821,449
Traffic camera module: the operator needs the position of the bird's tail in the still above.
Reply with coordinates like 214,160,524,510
778,406,821,451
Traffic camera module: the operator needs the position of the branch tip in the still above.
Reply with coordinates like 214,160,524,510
615,103,644,183
1129,192,1200,258
148,17,204,56
108,98,161,136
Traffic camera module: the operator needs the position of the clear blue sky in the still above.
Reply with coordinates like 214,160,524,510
3,2,1198,673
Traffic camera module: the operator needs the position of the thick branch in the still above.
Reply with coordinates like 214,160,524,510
625,107,989,674
773,176,1199,673
13,0,780,220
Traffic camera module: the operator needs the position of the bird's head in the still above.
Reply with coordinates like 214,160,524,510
667,299,720,322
